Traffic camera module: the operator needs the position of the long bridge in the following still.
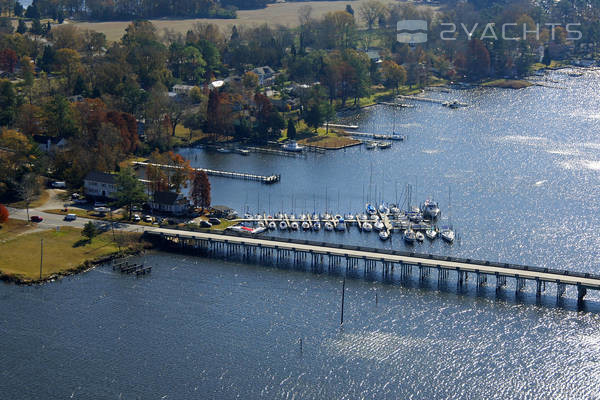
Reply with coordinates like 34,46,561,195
144,229,600,304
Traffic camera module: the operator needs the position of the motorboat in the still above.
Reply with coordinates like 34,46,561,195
217,147,231,153
358,213,368,221
366,141,377,150
282,140,304,152
379,230,389,240
425,227,437,240
335,218,346,231
422,200,440,219
290,221,299,230
378,141,391,149
313,222,321,231
373,220,384,231
325,222,334,231
441,226,455,243
252,226,267,234
416,231,425,242
302,221,310,230
279,221,288,230
366,203,377,215
403,229,416,244
268,221,277,230
362,222,373,232
236,148,250,155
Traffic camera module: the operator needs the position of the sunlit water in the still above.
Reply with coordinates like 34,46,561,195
2,68,600,398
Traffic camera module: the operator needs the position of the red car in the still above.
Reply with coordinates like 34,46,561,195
30,216,43,223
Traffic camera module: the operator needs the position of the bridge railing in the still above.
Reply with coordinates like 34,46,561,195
149,229,599,281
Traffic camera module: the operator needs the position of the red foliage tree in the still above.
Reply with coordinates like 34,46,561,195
0,204,9,223
0,49,18,74
190,170,211,211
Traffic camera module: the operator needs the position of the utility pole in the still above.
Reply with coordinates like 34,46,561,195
39,238,43,280
340,277,346,326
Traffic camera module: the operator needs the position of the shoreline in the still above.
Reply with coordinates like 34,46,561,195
0,245,149,285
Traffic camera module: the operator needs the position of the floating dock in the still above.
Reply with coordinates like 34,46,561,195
145,229,600,304
351,132,406,141
133,161,280,184
397,95,468,107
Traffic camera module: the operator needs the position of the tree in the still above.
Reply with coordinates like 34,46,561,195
18,173,38,223
0,203,8,223
114,168,148,219
359,1,386,30
30,18,44,36
0,49,18,74
16,19,27,34
242,71,259,92
14,1,23,17
381,60,407,93
190,170,210,211
287,119,296,140
82,221,98,242
0,80,17,127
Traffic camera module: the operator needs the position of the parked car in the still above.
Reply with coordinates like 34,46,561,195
51,181,66,188
132,214,141,222
71,193,80,200
199,220,212,228
208,218,221,225
94,201,107,207
30,216,43,223
64,214,77,221
143,215,153,223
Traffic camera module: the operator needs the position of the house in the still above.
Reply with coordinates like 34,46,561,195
251,66,276,86
172,84,195,96
209,80,224,90
84,171,118,199
150,191,191,215
32,135,68,153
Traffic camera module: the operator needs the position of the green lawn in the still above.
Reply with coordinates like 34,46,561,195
0,225,139,282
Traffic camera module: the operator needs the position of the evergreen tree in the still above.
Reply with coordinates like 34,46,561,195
114,168,148,220
30,19,44,36
82,221,98,242
287,119,296,140
16,19,27,34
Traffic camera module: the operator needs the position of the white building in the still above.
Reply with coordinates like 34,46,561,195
84,171,118,199
172,84,195,95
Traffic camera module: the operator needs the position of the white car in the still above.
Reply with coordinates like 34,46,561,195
132,214,141,222
64,214,77,221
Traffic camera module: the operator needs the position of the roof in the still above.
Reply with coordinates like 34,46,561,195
153,191,180,206
252,66,275,76
85,171,117,185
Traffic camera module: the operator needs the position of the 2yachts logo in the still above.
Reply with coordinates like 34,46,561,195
397,20,428,44
397,20,583,43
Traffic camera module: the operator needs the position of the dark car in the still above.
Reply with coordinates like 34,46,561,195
208,218,221,225
30,216,43,223
199,220,212,228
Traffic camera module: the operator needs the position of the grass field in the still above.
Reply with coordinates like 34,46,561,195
298,134,361,149
73,0,403,41
0,225,135,281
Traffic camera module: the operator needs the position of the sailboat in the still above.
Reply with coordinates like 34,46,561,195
379,230,389,240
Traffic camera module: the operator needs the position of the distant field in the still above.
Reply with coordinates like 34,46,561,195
73,0,403,41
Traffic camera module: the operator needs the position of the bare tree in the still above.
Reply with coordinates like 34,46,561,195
18,173,38,223
359,1,387,31
298,5,313,26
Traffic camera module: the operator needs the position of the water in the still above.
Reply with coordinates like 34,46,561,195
3,68,600,398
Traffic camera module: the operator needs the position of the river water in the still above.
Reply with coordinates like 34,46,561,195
2,68,600,398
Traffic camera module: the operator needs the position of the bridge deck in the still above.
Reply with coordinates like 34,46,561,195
144,229,600,290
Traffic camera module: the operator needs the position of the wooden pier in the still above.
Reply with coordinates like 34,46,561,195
145,228,600,304
133,161,280,184
351,132,406,141
247,146,306,158
378,102,414,108
111,259,151,276
397,95,468,107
